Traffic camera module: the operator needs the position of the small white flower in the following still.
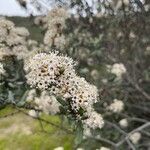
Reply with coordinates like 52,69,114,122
83,127,91,138
129,31,136,39
53,147,64,150
91,69,99,80
76,148,84,150
119,118,128,128
129,132,141,144
101,79,108,84
100,147,111,150
28,110,38,118
110,63,126,80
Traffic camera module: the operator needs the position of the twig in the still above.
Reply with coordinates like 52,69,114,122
116,122,150,147
15,107,73,134
93,136,116,147
0,110,20,119
126,74,150,101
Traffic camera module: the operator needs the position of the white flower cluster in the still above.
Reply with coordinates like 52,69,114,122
108,99,124,113
34,91,60,115
0,62,5,75
44,7,68,50
129,132,141,144
26,52,104,129
109,63,126,80
26,89,60,115
0,18,30,60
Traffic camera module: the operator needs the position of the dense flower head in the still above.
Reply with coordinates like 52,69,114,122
25,52,103,129
25,52,76,90
25,52,98,112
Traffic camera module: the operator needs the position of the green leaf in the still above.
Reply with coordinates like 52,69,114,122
74,122,83,146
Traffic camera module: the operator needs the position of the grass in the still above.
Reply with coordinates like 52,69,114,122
0,106,74,150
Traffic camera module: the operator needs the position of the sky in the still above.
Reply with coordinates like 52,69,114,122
0,0,98,17
0,0,40,16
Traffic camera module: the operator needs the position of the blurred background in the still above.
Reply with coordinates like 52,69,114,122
0,0,150,150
